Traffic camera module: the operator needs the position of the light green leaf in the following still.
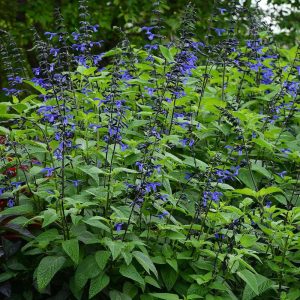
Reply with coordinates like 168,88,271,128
257,187,283,198
119,264,144,285
95,251,110,270
83,217,110,232
159,45,174,63
161,265,177,291
42,209,58,228
62,239,79,265
105,240,124,260
234,188,256,197
133,251,158,278
36,256,66,291
89,272,109,299
237,270,259,296
149,293,179,300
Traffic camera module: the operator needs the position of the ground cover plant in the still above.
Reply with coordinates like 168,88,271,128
0,0,300,299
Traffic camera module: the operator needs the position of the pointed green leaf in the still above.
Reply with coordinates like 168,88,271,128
62,239,79,265
89,272,109,299
95,251,110,270
237,270,259,296
119,264,144,285
36,256,66,291
159,45,174,63
133,251,158,278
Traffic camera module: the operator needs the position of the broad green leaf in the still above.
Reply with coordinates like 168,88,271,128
74,255,100,292
119,264,144,285
237,270,259,296
257,187,283,198
159,45,174,63
83,217,110,232
105,240,124,260
42,209,58,228
242,273,274,300
133,251,158,278
78,165,105,184
95,251,110,270
36,256,66,291
149,293,180,300
145,276,160,288
160,265,178,291
89,272,109,299
62,239,79,265
109,290,132,300
234,188,256,197
0,126,10,134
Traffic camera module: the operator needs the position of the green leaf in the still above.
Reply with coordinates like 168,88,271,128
95,251,110,270
42,209,58,228
62,239,79,265
237,270,259,296
74,255,100,292
133,251,158,278
78,165,105,184
0,126,10,135
161,265,178,291
257,187,283,198
89,272,109,299
239,235,257,248
0,204,33,215
36,256,66,291
159,45,174,63
119,264,144,285
251,164,272,179
83,217,110,232
105,240,124,260
145,276,161,288
109,290,132,300
149,293,180,300
234,188,256,197
242,273,274,300
166,258,178,272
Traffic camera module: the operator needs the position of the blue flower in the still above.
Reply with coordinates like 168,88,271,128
277,171,287,178
115,223,123,232
265,201,272,208
50,48,60,57
7,199,15,208
44,32,57,40
11,181,23,188
88,24,99,32
41,167,55,177
217,8,227,14
157,211,169,219
135,161,144,172
72,32,81,40
214,28,226,36
69,180,81,187
145,87,155,96
145,182,161,193
141,26,156,40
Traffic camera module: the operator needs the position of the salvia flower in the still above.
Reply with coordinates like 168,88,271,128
214,28,226,36
41,167,55,177
7,199,15,208
115,223,123,232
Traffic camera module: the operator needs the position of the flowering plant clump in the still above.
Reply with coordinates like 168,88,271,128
0,0,300,299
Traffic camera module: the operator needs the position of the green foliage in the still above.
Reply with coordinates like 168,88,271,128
0,1,300,299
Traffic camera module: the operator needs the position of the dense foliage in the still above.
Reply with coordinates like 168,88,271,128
0,0,299,90
0,0,300,299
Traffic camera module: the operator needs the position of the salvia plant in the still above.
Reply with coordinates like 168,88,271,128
0,0,299,299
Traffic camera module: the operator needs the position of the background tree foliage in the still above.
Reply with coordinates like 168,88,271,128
0,0,299,90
